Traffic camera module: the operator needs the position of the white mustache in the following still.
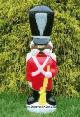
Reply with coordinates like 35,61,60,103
31,49,52,56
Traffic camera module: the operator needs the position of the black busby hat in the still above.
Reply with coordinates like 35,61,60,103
29,5,54,45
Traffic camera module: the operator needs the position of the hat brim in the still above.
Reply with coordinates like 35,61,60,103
33,38,49,45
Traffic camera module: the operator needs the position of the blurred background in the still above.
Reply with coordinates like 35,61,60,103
0,0,80,97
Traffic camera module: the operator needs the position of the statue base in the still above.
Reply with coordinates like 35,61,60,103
26,102,56,113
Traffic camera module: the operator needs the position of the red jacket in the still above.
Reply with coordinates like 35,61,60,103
26,53,57,91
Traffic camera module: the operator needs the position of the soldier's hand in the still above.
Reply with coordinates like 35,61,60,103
45,72,52,78
28,81,32,87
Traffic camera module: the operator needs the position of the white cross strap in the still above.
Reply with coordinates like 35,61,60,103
32,56,51,76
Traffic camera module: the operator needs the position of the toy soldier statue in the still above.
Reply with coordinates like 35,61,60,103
26,5,58,113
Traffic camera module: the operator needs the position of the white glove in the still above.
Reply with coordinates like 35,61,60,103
28,81,32,88
44,72,52,78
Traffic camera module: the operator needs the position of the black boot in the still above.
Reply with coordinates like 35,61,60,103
46,91,56,106
27,90,39,105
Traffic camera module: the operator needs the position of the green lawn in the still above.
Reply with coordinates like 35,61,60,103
0,92,80,117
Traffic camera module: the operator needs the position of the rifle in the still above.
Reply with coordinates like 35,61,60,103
38,65,50,105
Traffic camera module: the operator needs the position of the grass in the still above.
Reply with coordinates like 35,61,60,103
0,92,80,117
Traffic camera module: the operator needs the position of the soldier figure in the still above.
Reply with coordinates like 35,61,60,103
26,6,58,113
